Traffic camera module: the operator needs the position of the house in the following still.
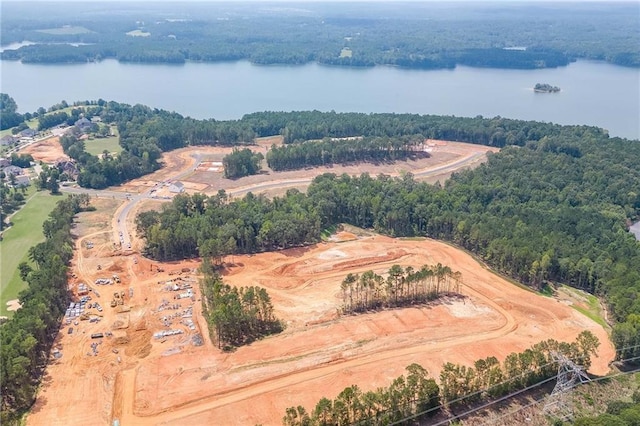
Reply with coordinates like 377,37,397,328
14,175,30,187
18,128,37,138
74,117,94,132
2,165,23,176
0,135,16,146
55,158,79,178
51,125,71,137
168,181,185,193
0,158,10,168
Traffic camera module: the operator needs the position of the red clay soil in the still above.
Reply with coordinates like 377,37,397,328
19,136,67,164
27,232,614,426
25,141,613,426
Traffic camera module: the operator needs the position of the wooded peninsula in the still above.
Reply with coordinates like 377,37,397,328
1,2,638,68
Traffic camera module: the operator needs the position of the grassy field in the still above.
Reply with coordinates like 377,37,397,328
0,189,60,317
84,127,121,156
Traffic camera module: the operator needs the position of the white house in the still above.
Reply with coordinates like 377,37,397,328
168,181,185,193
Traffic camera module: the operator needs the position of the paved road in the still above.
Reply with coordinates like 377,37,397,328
61,149,484,252
61,151,205,252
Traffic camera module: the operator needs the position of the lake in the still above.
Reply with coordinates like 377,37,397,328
1,59,639,139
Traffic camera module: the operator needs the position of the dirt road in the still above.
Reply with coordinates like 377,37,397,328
26,141,614,426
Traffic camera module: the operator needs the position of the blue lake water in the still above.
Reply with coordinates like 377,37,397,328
1,59,638,139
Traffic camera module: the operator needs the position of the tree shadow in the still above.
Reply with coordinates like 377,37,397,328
279,245,314,258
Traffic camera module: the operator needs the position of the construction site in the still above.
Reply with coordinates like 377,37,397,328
25,141,615,426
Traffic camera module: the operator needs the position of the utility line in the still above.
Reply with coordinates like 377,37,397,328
383,346,640,426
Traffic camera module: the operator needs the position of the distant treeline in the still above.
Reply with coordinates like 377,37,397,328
0,194,91,424
283,331,600,426
1,2,638,67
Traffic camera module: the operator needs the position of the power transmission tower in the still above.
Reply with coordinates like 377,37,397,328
542,351,590,422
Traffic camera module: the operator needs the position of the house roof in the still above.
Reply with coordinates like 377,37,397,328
75,117,92,128
14,175,30,186
2,165,23,175
19,128,37,137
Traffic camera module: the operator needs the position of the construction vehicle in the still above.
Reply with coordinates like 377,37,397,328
112,274,121,283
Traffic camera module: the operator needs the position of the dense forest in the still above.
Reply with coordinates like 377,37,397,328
1,2,638,68
339,264,462,315
0,194,91,424
282,331,600,425
199,263,282,349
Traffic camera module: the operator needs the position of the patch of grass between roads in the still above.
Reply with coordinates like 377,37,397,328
0,190,59,317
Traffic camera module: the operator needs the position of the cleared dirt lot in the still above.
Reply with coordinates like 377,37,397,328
120,138,496,198
27,225,614,425
19,135,67,163
26,140,614,426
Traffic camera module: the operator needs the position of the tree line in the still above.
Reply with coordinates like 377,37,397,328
7,97,614,190
2,2,638,67
240,110,605,146
199,262,282,350
266,135,427,171
0,173,28,231
282,331,600,426
0,93,23,130
0,194,91,424
340,264,461,315
135,190,321,261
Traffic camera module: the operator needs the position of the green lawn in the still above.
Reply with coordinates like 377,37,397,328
0,189,60,317
84,133,122,156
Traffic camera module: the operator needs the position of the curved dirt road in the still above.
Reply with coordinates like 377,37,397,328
31,143,614,426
